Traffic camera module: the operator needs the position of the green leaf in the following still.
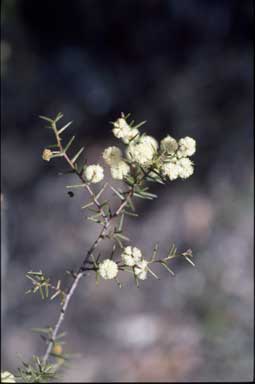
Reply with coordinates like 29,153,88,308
147,265,159,279
118,213,125,232
113,234,124,248
134,192,151,200
124,175,136,186
55,332,67,340
58,121,73,135
71,147,85,163
54,112,64,122
160,261,175,276
184,256,195,267
87,216,104,224
110,186,125,200
50,290,61,301
31,327,52,335
127,196,135,211
45,284,49,298
39,286,45,300
114,232,130,242
47,144,59,149
142,191,158,199
150,242,159,262
39,115,53,123
167,244,177,258
96,183,108,200
133,270,140,288
81,201,94,209
87,211,102,218
66,183,87,189
110,244,117,259
133,120,146,129
26,271,43,277
123,210,138,217
64,135,75,153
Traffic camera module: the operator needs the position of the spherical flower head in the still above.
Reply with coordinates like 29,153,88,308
1,371,16,383
112,118,131,139
121,246,142,266
134,260,149,280
161,160,180,181
177,137,196,158
84,164,104,183
103,146,122,166
110,161,130,180
42,148,53,161
126,135,158,166
122,127,139,144
139,135,158,151
112,117,140,144
161,157,180,180
178,157,194,179
160,135,178,154
99,259,118,280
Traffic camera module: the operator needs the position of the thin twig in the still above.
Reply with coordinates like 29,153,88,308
41,188,133,366
41,119,143,366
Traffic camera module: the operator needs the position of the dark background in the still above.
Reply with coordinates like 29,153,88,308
1,0,253,382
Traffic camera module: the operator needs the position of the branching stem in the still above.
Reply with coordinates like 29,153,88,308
42,120,136,366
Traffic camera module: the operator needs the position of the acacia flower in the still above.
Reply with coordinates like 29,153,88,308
98,259,118,280
177,137,196,158
139,135,158,151
161,160,180,181
110,161,130,180
121,246,142,266
42,148,53,162
160,135,178,154
134,260,149,280
178,157,194,178
102,146,122,166
112,118,131,139
121,127,139,144
112,117,139,144
1,371,16,383
126,135,158,166
84,164,104,183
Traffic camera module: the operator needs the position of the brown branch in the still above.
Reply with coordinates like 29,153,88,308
41,119,145,367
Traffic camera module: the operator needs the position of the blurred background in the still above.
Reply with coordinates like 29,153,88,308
1,0,253,382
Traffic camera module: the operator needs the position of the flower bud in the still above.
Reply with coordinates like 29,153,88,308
42,148,53,162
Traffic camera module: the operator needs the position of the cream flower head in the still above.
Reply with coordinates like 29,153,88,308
160,135,178,154
161,160,180,181
112,117,139,144
121,127,139,144
110,161,130,180
178,157,194,178
102,146,122,166
84,164,104,183
98,259,118,280
177,137,196,158
134,260,149,280
112,118,131,139
126,135,158,166
121,246,142,266
1,371,16,383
